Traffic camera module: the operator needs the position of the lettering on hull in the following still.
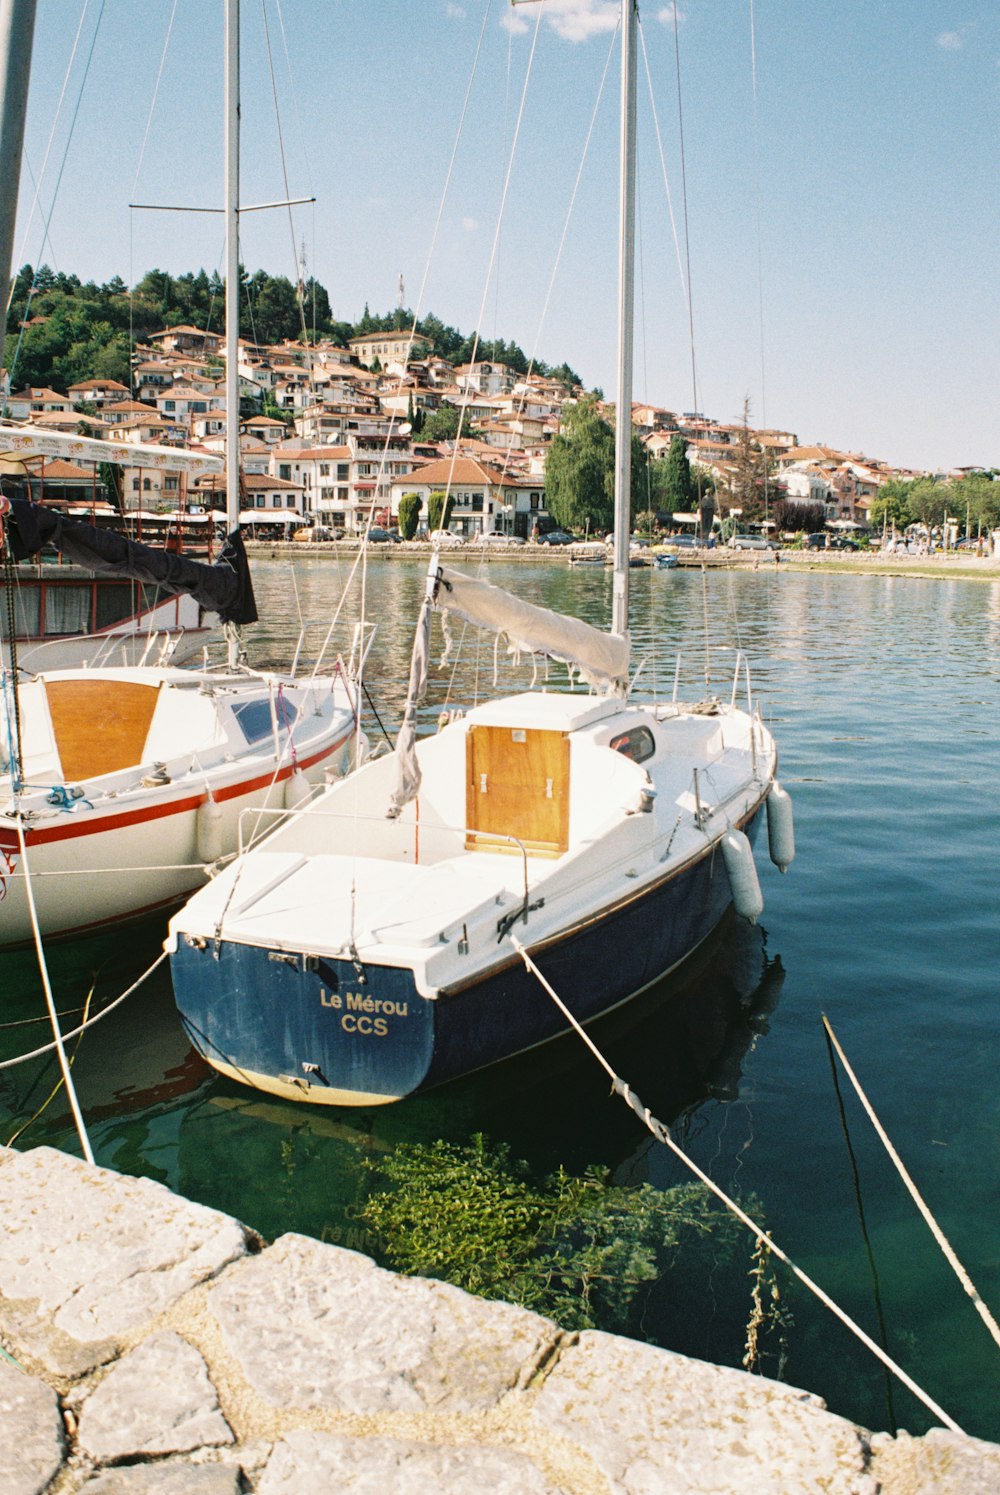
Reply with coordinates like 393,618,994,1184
320,986,410,1039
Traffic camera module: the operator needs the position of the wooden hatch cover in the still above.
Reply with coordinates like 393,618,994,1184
465,724,570,856
44,678,160,781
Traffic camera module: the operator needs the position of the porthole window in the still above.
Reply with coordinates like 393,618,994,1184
610,726,656,763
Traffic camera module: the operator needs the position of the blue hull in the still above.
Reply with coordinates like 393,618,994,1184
171,810,763,1105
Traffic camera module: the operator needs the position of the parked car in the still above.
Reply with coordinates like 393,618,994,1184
536,529,575,545
475,532,525,546
428,529,465,547
659,533,703,549
728,534,779,552
367,526,401,543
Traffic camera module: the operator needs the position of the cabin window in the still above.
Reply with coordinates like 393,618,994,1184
12,587,41,636
610,726,656,764
233,697,298,744
43,585,90,635
96,583,142,629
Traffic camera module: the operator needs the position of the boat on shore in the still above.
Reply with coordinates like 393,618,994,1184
166,0,793,1108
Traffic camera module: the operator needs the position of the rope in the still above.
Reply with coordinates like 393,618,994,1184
11,817,94,1163
823,1014,1000,1356
0,952,167,1073
511,939,964,1434
5,981,95,1148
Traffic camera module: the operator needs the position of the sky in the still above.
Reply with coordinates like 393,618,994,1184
9,0,1000,472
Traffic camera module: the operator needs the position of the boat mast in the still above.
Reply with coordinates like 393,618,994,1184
611,0,637,641
0,0,37,341
224,0,241,665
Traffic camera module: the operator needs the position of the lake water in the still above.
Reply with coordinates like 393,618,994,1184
3,556,999,1442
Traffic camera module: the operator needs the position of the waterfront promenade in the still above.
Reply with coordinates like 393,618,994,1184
2,1144,999,1493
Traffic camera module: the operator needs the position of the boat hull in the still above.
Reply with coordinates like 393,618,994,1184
170,807,762,1106
0,731,356,949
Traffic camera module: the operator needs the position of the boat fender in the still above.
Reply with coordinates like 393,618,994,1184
284,766,312,811
196,792,224,864
766,780,795,873
721,828,764,924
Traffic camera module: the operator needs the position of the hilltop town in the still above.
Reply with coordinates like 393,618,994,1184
0,312,970,541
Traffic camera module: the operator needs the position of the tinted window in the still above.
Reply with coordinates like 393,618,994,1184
610,726,656,764
233,698,298,744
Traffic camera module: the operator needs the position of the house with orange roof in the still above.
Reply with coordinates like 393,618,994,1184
67,377,130,408
387,456,546,539
146,325,223,357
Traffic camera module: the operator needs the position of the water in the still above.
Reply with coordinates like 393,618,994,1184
3,557,999,1441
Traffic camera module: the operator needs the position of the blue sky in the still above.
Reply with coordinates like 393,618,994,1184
11,0,999,471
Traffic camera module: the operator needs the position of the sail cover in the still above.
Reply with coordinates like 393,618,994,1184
436,565,629,689
1,494,257,626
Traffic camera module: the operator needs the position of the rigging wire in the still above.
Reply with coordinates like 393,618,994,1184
259,0,309,347
512,938,964,1436
4,0,106,393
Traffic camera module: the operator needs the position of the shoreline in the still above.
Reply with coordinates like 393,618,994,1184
247,540,1000,584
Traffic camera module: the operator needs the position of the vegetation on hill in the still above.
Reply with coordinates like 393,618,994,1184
2,263,582,396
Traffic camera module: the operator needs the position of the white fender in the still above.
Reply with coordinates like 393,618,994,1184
766,780,795,873
195,792,224,864
721,828,764,924
284,766,312,811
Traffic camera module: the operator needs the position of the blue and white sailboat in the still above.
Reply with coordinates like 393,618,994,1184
167,0,794,1107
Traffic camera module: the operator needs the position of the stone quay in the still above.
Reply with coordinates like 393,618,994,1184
1,1144,997,1493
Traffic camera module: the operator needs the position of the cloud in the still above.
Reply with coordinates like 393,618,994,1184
445,3,466,17
657,4,684,30
503,0,620,44
462,217,478,233
937,30,963,49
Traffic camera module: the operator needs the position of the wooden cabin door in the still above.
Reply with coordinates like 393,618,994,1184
465,725,570,855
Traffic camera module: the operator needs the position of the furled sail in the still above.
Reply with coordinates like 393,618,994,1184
436,565,630,690
0,493,257,626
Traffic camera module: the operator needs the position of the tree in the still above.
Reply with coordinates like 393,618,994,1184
427,490,455,532
729,398,772,521
544,396,616,534
398,492,421,540
868,478,912,534
420,405,482,444
663,434,695,514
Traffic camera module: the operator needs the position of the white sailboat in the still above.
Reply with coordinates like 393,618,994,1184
167,0,794,1106
0,0,365,948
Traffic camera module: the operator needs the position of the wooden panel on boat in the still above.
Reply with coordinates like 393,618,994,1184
45,679,160,781
465,724,570,855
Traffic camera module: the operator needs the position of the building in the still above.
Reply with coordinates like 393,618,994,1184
388,457,546,539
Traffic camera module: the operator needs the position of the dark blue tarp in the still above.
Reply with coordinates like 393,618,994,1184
2,495,257,626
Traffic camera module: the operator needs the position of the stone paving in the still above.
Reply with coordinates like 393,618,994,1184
1,1144,998,1493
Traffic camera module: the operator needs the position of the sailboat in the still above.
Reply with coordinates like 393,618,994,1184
0,0,365,948
167,0,794,1107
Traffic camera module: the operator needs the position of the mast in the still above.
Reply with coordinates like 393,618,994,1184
224,0,241,666
0,0,37,332
611,0,637,641
224,0,240,534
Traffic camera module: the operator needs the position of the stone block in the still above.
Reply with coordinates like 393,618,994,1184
869,1427,1000,1493
79,1466,242,1494
258,1430,569,1493
209,1232,561,1415
77,1332,233,1462
0,1357,65,1495
0,1148,248,1377
528,1330,875,1494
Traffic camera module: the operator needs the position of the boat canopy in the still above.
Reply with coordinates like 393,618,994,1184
0,425,223,476
436,565,629,691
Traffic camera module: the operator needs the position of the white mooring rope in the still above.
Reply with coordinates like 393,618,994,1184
512,939,964,1435
823,1014,1000,1355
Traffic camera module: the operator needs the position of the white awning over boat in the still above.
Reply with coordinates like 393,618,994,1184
0,424,223,476
437,565,629,689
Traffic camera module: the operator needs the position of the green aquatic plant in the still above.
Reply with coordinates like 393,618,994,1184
358,1132,786,1349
